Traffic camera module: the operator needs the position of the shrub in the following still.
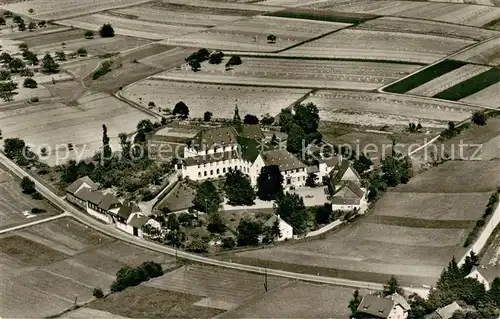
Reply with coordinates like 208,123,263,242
76,47,87,57
139,261,163,278
93,287,104,298
472,111,487,126
23,77,37,88
20,68,34,77
21,176,36,194
221,237,236,250
31,208,46,214
99,23,114,37
31,191,43,200
84,30,94,39
92,60,113,80
30,96,39,103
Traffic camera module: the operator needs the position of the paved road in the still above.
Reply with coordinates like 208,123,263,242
0,151,431,296
0,212,69,235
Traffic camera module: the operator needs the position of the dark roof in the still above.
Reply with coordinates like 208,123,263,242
128,214,149,228
357,295,395,318
239,124,264,140
434,301,463,319
329,159,361,185
183,150,241,167
190,126,238,151
331,197,360,205
345,181,364,198
238,136,269,162
319,156,340,168
471,266,500,283
66,176,98,194
75,188,104,205
98,193,121,211
307,165,319,174
262,149,306,172
116,201,141,219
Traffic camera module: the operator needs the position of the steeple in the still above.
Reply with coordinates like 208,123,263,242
233,99,242,132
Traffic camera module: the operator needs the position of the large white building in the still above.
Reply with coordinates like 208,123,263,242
179,125,307,189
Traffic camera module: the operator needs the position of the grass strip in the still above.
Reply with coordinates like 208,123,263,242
433,67,500,101
266,8,379,24
383,59,467,93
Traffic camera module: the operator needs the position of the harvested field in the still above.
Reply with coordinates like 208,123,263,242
144,264,289,308
153,57,422,90
279,29,474,63
0,235,69,266
357,16,500,41
433,67,500,101
163,16,351,52
452,36,500,66
258,0,332,7
3,0,151,20
0,91,156,165
383,60,467,93
460,81,500,107
266,7,379,24
0,167,60,230
155,0,284,13
407,64,492,97
63,307,131,319
304,90,479,127
88,285,224,318
302,0,500,27
221,282,368,319
138,47,196,69
121,80,310,119
57,14,203,40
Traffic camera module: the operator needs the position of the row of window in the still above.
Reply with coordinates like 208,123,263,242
197,157,242,168
197,165,250,177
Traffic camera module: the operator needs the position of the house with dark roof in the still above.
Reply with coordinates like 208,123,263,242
357,295,407,319
425,301,463,319
261,149,307,188
329,158,362,192
263,214,293,241
466,265,500,290
65,176,98,209
331,180,366,211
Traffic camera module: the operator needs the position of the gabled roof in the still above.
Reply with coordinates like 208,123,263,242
262,149,306,172
435,301,462,319
387,293,411,311
238,136,269,162
75,188,104,205
345,181,365,198
329,159,361,185
307,165,319,174
98,193,121,211
469,266,500,284
331,197,360,205
190,126,238,151
128,214,149,228
319,156,340,168
263,213,288,228
116,201,141,219
357,295,395,318
66,176,98,194
239,124,264,140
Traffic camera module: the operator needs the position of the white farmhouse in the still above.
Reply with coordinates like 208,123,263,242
466,266,500,290
263,213,293,241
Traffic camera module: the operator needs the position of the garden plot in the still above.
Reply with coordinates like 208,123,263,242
0,167,60,231
163,15,350,52
357,16,499,41
460,81,500,107
452,36,500,66
279,29,474,63
121,80,310,119
154,57,422,90
407,64,492,97
0,92,156,165
2,0,151,20
304,90,479,127
57,14,203,40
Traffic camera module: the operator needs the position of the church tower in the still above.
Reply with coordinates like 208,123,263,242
232,100,242,131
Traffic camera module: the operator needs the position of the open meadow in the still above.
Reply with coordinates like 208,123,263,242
0,217,175,318
163,15,351,52
153,57,422,90
0,91,156,165
0,167,61,230
303,90,480,127
278,28,474,63
121,80,310,119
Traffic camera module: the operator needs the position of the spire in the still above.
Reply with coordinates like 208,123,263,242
233,99,242,131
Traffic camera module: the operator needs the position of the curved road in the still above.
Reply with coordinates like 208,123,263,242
0,152,429,296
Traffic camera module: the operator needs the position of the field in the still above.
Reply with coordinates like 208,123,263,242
152,57,423,90
138,47,196,70
150,0,284,13
278,29,474,63
460,81,500,107
0,167,60,231
163,15,351,52
481,227,500,267
433,67,500,100
2,0,151,20
57,13,203,40
452,36,500,66
407,64,492,97
0,91,156,165
265,7,379,24
303,90,480,127
301,0,500,27
0,217,175,318
221,282,369,319
236,160,499,286
356,16,500,41
121,80,310,119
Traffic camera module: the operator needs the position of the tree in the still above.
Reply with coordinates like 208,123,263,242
261,113,274,126
173,101,189,119
262,218,281,244
28,21,36,31
55,51,66,61
221,237,236,250
28,8,34,14
140,261,164,278
165,229,186,248
185,237,208,253
314,203,332,225
84,30,94,39
208,51,224,64
20,68,34,77
237,218,262,246
294,102,320,135
353,154,373,174
243,114,259,125
383,275,403,296
207,212,226,234
18,20,26,31
93,287,104,298
13,15,22,24
188,59,201,71
224,169,255,206
472,111,486,126
0,70,10,81
102,124,112,161
487,277,500,307
0,52,12,64
19,43,28,51
225,55,242,69
275,192,309,234
193,181,222,213
118,132,131,159
23,77,37,88
21,176,36,194
42,53,59,74
111,266,148,292
278,108,294,131
0,17,5,25
99,23,114,37
256,165,284,201
203,111,212,122
24,51,39,65
4,138,27,162
380,156,411,187
134,130,146,144
77,47,88,57
348,289,362,317
137,119,154,133
286,123,305,154
8,58,25,73
267,34,276,43
305,173,317,187
185,48,210,63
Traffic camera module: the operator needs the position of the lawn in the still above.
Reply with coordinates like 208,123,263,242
383,60,467,93
433,67,500,101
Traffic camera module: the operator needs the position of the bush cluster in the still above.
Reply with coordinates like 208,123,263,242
110,261,163,292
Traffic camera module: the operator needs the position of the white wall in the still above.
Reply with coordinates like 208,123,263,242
86,206,112,224
332,203,360,211
282,168,307,189
388,305,407,319
279,220,293,241
466,270,491,290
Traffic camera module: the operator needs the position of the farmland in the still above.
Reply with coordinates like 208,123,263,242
0,92,156,165
0,217,175,318
163,16,351,52
303,90,480,127
0,167,60,231
433,67,500,101
278,29,474,63
460,81,500,107
453,36,500,66
153,57,423,90
121,80,311,119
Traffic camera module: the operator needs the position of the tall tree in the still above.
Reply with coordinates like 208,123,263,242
275,192,308,234
207,212,226,234
99,23,114,37
118,132,131,160
293,102,320,135
383,275,403,296
348,290,362,317
224,169,255,206
286,123,305,154
102,124,112,161
172,101,189,119
137,119,153,133
237,218,262,246
243,114,259,125
256,165,283,201
42,53,59,74
192,181,222,213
